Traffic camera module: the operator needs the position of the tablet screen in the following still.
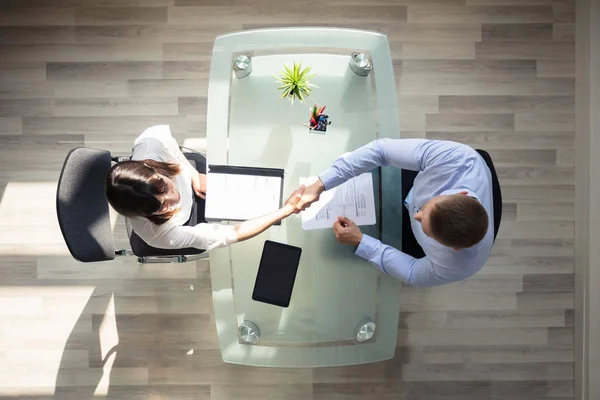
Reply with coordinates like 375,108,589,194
252,240,302,308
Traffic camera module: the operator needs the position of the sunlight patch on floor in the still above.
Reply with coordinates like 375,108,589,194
94,293,119,397
0,181,66,255
0,285,95,396
0,181,120,256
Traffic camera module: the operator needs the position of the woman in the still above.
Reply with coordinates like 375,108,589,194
105,125,303,251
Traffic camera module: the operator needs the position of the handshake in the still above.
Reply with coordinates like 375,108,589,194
280,179,364,247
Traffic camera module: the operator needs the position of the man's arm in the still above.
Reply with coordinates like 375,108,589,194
318,138,427,190
295,138,468,213
295,138,430,212
332,216,446,287
356,235,446,287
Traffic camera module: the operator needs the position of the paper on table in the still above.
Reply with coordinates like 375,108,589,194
205,173,282,221
300,173,376,230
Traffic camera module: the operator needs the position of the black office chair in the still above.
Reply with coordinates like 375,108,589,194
476,149,503,242
401,148,503,258
56,147,209,264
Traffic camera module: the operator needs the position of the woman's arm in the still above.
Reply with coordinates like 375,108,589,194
177,150,207,199
234,185,305,242
143,186,306,252
176,149,199,174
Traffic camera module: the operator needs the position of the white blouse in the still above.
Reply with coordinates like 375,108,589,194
127,125,237,251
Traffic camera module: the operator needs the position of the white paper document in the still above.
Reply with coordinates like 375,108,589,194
300,173,376,230
205,172,282,221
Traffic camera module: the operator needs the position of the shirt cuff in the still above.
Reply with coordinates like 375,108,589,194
354,234,379,261
318,167,342,191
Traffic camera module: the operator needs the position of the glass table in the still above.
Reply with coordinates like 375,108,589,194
206,28,402,367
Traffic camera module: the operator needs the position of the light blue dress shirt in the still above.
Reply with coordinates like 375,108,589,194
318,139,494,287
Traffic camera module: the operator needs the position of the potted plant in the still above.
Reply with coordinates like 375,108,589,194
275,61,318,104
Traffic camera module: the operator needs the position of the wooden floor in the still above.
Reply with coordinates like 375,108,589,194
0,0,575,399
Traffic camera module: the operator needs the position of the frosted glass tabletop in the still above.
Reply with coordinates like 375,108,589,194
206,28,402,367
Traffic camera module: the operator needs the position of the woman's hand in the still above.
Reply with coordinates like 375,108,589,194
233,184,306,243
282,185,306,217
294,178,325,213
191,172,207,199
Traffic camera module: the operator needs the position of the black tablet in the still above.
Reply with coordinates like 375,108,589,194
252,240,302,308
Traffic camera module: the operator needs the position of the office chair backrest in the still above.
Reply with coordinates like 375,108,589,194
476,149,502,242
56,148,115,262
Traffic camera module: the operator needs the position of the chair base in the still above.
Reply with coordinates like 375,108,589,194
115,250,208,264
137,253,209,264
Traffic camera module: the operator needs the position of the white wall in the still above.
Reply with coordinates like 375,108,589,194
575,0,600,398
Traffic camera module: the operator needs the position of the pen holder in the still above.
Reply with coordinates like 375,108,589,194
305,104,331,133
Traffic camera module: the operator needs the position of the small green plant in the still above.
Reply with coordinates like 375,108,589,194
275,61,318,104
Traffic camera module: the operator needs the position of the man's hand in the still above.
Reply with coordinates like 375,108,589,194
333,216,363,247
191,172,207,199
282,185,306,217
294,179,325,213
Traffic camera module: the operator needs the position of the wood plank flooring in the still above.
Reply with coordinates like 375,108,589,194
0,0,574,399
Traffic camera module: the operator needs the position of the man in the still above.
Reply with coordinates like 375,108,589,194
296,139,494,287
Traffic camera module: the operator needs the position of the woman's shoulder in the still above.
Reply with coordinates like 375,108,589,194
131,125,179,163
134,125,174,146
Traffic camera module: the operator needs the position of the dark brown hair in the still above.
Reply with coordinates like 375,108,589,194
105,159,181,225
428,194,489,249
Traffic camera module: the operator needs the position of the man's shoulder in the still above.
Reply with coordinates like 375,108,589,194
426,238,492,271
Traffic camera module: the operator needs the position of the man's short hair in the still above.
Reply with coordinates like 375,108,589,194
429,194,489,249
